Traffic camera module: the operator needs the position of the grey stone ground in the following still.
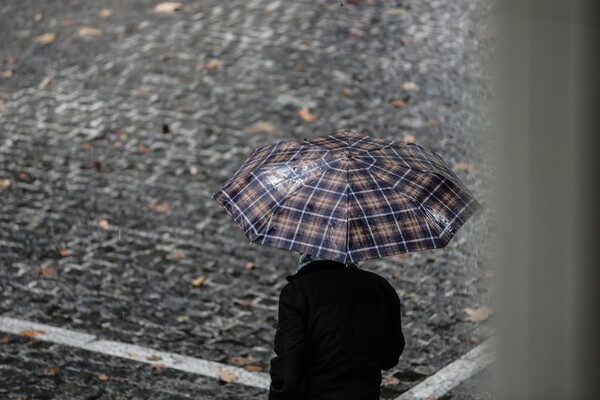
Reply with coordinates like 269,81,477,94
1,0,496,398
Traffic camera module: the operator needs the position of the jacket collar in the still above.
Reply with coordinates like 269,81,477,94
286,259,348,282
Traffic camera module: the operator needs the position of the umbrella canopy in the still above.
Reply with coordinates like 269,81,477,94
213,129,483,263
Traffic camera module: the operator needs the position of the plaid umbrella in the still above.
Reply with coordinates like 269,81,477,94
213,129,483,263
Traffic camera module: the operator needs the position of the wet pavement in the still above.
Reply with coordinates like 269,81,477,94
1,0,496,398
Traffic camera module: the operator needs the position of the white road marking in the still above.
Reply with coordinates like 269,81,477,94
0,316,494,397
0,316,271,390
395,336,496,400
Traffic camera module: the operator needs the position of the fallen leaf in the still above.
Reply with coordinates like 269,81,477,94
403,81,419,91
244,121,275,134
35,32,56,44
19,329,46,338
58,248,71,257
172,250,187,260
244,262,255,270
176,315,190,322
146,355,163,361
60,19,76,27
189,166,199,175
34,13,42,22
383,375,400,385
44,367,60,375
228,356,257,367
0,99,5,108
151,363,167,370
197,59,223,70
342,88,352,96
1,70,14,79
218,369,239,383
38,265,56,277
463,306,494,322
425,397,437,400
155,2,184,13
92,160,102,171
238,299,252,307
1,336,10,343
0,179,11,189
244,365,263,372
385,8,406,15
428,118,440,126
402,134,416,143
78,27,102,37
99,9,113,17
452,161,475,172
17,171,29,181
137,21,150,29
293,60,306,71
390,98,406,108
98,374,109,382
82,143,92,150
40,74,55,87
137,144,151,153
99,219,110,230
148,202,172,212
470,335,481,344
127,352,139,357
297,107,317,122
399,36,412,46
192,275,206,288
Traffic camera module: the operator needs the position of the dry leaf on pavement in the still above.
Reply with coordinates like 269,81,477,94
44,367,60,375
151,363,167,370
38,265,57,277
297,107,317,122
98,374,109,381
18,329,47,338
35,32,56,44
390,98,406,108
463,306,494,322
192,275,206,288
342,88,352,96
155,2,184,13
1,70,14,79
402,134,416,143
383,375,400,385
148,202,172,212
77,27,102,37
0,179,11,189
172,250,187,260
99,219,110,230
99,9,113,17
244,365,263,372
218,369,239,383
146,355,163,361
228,356,257,367
244,121,275,134
402,81,419,91
58,248,71,257
197,59,223,70
452,161,475,172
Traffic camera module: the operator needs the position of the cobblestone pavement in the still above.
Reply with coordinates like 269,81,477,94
1,0,496,398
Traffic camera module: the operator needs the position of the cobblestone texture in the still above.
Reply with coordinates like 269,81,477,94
1,0,496,398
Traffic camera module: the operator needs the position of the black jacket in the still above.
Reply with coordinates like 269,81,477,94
268,259,405,400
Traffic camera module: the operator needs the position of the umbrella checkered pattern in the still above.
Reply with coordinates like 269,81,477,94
213,129,483,263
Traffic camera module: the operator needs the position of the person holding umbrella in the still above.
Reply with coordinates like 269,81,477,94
267,252,404,400
213,130,483,399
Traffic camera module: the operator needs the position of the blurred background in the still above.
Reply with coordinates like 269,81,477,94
6,0,596,399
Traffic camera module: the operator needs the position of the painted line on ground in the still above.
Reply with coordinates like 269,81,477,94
0,316,270,390
1,315,495,397
395,336,496,400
